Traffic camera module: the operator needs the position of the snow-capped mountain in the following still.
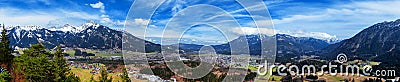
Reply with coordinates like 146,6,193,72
4,21,160,52
174,34,330,56
47,21,100,33
323,38,342,44
145,34,340,45
145,37,227,45
325,19,400,60
2,21,339,54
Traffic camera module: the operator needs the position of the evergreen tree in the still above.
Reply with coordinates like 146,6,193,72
0,68,12,82
120,67,131,82
14,44,55,81
53,46,79,82
99,68,112,82
89,75,95,82
0,23,13,69
15,44,79,81
65,72,80,82
53,46,68,81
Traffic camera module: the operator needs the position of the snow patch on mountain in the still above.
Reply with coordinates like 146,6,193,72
48,21,100,33
230,27,341,44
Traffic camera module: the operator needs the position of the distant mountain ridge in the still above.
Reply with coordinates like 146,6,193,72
145,37,227,45
145,34,340,46
3,21,160,52
324,19,400,60
175,34,330,56
2,22,336,56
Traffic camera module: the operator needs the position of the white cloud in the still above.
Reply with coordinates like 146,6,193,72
37,0,51,5
124,0,342,41
98,14,113,24
167,0,186,15
230,27,275,36
59,10,100,20
276,30,337,40
272,15,324,24
89,1,108,24
2,15,57,26
127,18,157,28
271,0,400,39
90,2,103,8
17,0,52,5
87,1,126,28
0,8,98,27
127,1,277,42
124,18,158,38
133,19,150,26
115,20,125,25
100,17,112,24
0,2,112,28
230,27,336,40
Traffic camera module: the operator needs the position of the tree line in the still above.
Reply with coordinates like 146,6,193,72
0,24,131,82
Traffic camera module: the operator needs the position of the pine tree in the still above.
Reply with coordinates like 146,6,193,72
65,72,80,82
0,23,13,69
89,75,95,82
120,67,131,82
53,46,79,82
15,44,80,81
14,44,55,81
99,68,112,82
53,46,68,81
0,68,12,82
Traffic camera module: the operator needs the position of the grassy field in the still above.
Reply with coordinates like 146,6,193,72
369,61,381,65
248,65,258,71
254,75,282,82
320,75,343,82
269,75,283,81
70,67,123,82
65,50,76,56
94,53,123,56
84,49,122,56
318,74,377,82
62,49,122,57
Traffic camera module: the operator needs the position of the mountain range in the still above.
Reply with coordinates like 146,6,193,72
4,19,399,77
324,19,400,60
4,21,160,53
4,19,400,63
3,21,334,54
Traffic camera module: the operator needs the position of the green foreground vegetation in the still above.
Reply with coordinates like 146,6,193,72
0,25,130,82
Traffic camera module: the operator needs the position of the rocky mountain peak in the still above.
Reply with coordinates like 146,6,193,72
325,19,400,60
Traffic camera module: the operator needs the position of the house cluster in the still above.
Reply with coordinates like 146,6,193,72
127,68,176,82
68,61,104,74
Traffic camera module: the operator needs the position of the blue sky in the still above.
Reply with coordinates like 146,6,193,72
1,0,400,42
0,0,132,28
